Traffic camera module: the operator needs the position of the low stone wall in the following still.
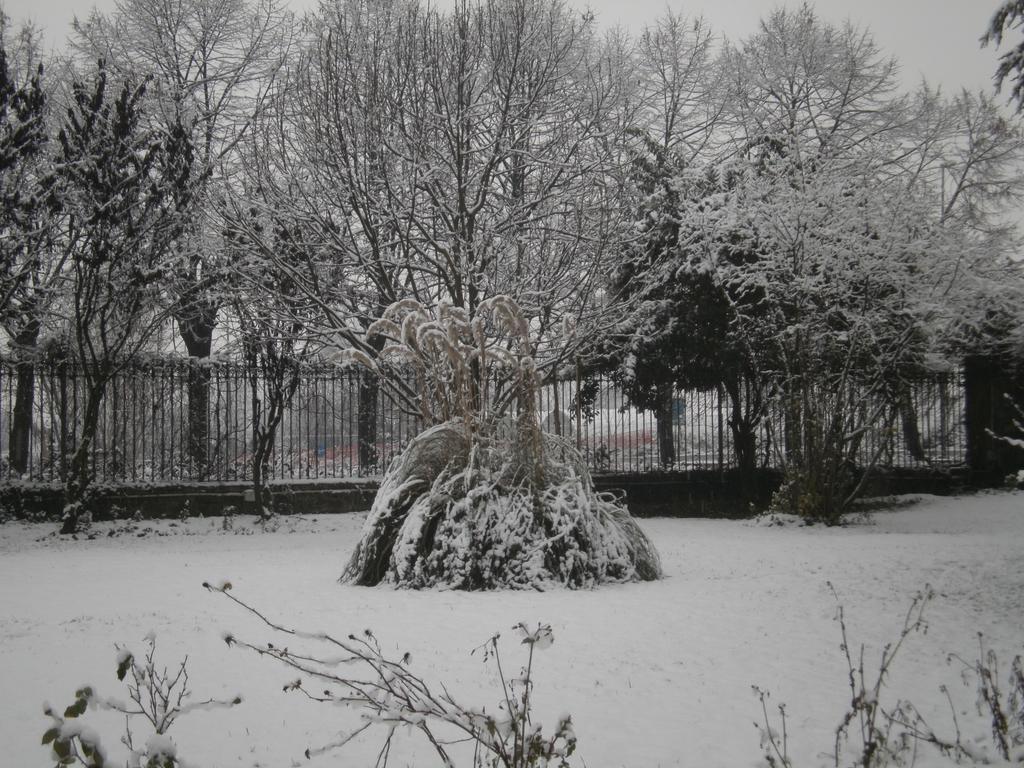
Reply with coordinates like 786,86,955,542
594,467,974,517
0,466,979,522
592,469,782,518
0,480,378,521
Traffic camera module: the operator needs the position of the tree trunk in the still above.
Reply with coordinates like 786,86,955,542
964,354,1023,479
725,378,759,503
7,322,41,476
655,383,675,469
357,372,379,474
177,306,217,479
186,362,212,478
247,350,302,518
357,335,386,474
898,386,925,462
61,381,106,534
251,444,272,518
9,358,36,476
783,377,804,465
248,357,270,517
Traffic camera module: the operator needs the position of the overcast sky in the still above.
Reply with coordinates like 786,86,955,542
0,0,1009,98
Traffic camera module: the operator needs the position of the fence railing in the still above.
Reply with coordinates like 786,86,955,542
0,357,966,483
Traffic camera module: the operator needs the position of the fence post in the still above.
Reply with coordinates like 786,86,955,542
716,384,725,471
964,355,1023,481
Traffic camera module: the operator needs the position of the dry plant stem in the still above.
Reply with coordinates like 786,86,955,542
753,685,792,768
205,582,574,767
830,581,933,768
948,635,1023,761
755,588,1024,767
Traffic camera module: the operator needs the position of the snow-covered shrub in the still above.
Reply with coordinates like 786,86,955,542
1008,469,1024,490
342,297,661,589
207,581,576,767
41,634,241,768
991,395,1024,489
343,421,660,588
176,500,191,522
764,375,898,526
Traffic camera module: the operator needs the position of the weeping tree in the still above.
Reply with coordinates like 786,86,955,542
342,296,662,590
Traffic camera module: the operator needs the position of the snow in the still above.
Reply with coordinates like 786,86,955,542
1,491,1022,767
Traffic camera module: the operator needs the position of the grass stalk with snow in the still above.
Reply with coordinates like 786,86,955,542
341,297,661,589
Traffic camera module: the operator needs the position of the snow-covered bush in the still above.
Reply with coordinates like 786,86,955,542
991,395,1024,489
41,634,241,768
207,581,577,767
342,297,661,589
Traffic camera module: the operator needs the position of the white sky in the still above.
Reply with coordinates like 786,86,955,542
0,0,1009,98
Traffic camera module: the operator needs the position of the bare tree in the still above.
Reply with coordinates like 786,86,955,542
635,10,721,159
240,0,633,458
391,0,628,370
220,183,326,512
718,4,904,169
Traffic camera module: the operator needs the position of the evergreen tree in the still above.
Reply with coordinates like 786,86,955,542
0,27,55,475
54,61,195,532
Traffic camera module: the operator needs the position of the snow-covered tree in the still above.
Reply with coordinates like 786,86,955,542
251,0,424,470
228,0,640,480
634,9,721,160
0,17,58,475
575,12,734,471
607,5,1024,519
708,9,972,519
71,0,293,476
984,0,1024,111
275,0,629,368
602,147,768,479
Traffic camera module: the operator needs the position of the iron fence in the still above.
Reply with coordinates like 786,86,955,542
535,372,967,473
0,356,966,483
0,358,423,483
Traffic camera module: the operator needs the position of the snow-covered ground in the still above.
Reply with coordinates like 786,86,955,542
1,492,1021,767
